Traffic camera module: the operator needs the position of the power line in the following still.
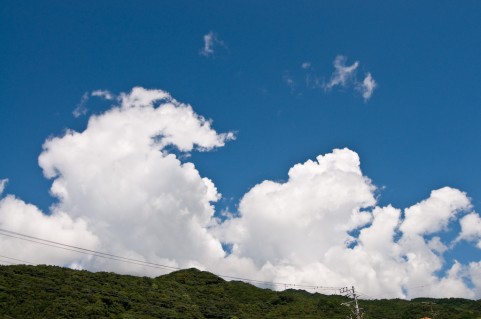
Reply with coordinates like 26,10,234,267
0,227,343,291
0,228,180,271
0,254,35,265
0,259,14,265
0,266,350,319
356,284,436,300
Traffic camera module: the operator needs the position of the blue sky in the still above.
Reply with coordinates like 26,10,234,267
1,1,481,298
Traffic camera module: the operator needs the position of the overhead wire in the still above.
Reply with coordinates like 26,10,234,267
0,256,350,319
0,259,14,265
0,254,36,265
0,228,179,271
0,227,343,292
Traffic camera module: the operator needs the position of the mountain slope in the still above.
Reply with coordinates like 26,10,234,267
0,265,480,318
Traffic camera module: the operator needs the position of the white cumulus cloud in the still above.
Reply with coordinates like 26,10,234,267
216,149,376,267
37,87,234,274
400,187,471,236
216,150,478,299
469,261,481,292
457,213,481,248
0,195,99,266
1,87,480,299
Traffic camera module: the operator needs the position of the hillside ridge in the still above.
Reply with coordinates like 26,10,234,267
0,265,480,318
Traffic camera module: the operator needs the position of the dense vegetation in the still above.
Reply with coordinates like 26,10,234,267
0,265,480,318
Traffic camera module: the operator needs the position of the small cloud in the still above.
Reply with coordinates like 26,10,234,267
200,31,225,57
91,90,114,100
305,74,322,89
321,55,377,102
0,178,8,195
73,90,118,118
282,72,297,92
301,62,311,69
283,74,295,87
324,55,359,90
72,92,89,118
357,72,377,102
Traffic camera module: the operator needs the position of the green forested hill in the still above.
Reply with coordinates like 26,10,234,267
0,265,480,319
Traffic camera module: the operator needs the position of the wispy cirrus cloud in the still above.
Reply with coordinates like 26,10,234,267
324,55,359,90
357,72,377,102
91,90,114,100
200,31,226,57
282,72,296,92
72,92,89,118
286,55,378,102
324,55,377,102
72,90,116,118
301,62,311,69
0,179,7,195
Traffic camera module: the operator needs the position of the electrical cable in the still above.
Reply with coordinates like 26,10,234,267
0,254,35,265
0,228,179,271
0,227,344,291
0,258,14,265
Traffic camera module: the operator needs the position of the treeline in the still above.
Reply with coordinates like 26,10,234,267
0,265,480,318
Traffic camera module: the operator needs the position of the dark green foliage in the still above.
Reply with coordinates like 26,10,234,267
0,265,480,318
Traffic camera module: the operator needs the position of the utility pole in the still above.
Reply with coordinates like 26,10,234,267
340,286,363,319
420,301,437,319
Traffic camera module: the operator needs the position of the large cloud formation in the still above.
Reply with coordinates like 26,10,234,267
1,87,480,299
217,151,478,299
38,87,234,273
